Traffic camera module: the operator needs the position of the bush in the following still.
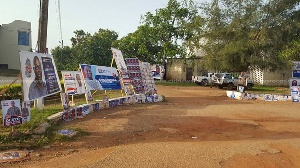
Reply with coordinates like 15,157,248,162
0,84,22,100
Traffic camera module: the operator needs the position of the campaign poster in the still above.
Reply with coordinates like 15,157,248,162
61,71,85,95
111,48,127,73
80,64,102,90
94,66,122,90
125,58,145,94
151,64,165,80
20,51,62,101
1,99,22,127
141,62,157,94
21,101,30,123
61,93,70,111
292,61,300,77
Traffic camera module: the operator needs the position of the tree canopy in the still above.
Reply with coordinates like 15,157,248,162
52,0,300,73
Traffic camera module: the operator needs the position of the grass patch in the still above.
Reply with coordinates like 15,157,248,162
155,80,197,87
0,89,122,150
0,69,20,77
248,85,290,95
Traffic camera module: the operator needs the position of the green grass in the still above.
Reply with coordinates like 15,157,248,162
0,89,123,150
248,85,290,95
155,80,198,87
0,69,20,77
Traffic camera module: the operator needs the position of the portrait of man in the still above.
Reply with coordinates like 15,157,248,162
5,101,21,118
28,56,48,100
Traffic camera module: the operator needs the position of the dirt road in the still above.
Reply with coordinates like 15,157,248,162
2,85,300,168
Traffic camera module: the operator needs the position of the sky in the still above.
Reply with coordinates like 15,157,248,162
2,0,208,52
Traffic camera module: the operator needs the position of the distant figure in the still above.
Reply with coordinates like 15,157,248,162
5,101,21,118
210,73,218,88
28,56,47,100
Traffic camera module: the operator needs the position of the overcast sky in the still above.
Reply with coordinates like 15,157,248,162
1,0,207,51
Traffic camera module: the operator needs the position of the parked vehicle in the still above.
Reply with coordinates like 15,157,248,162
215,73,254,90
192,73,214,86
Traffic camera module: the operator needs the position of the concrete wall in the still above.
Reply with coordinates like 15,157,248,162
166,59,203,81
0,20,32,70
262,69,292,86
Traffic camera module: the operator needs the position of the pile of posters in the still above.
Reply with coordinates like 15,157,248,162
125,58,144,94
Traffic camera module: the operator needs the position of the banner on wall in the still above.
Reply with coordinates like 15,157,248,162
1,99,22,127
80,64,122,90
61,71,85,95
20,51,62,101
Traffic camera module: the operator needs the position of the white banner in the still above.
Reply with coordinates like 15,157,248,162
61,71,85,95
20,51,62,101
111,48,127,72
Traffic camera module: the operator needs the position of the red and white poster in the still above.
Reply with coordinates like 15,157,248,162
61,71,85,95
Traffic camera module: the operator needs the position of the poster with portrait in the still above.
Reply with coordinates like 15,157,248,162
94,66,122,90
125,58,145,94
80,64,102,90
20,51,62,101
151,64,165,80
141,62,157,94
21,101,30,123
61,71,85,95
1,99,22,127
80,64,122,90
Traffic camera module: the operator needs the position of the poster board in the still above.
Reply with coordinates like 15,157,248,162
111,48,133,95
125,58,145,94
141,62,157,94
20,51,61,101
1,99,22,127
61,71,85,95
80,64,122,90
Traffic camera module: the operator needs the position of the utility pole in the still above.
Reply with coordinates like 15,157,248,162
35,0,49,109
38,0,49,53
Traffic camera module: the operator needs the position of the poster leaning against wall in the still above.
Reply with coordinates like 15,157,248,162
20,51,62,101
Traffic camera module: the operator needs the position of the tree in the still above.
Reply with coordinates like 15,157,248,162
70,29,118,67
114,0,204,64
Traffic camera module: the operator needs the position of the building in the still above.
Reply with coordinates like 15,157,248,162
166,58,204,81
0,20,32,70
